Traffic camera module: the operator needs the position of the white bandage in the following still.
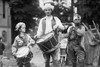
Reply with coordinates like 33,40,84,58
15,22,25,31
42,3,54,10
73,14,81,21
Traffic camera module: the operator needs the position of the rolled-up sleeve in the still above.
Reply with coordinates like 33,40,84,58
55,17,65,30
37,19,43,37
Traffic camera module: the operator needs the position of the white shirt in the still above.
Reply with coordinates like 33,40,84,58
37,16,64,37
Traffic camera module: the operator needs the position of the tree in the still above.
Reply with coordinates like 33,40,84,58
53,2,73,23
10,0,43,42
75,0,100,25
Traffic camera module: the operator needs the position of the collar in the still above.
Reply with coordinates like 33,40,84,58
45,15,53,20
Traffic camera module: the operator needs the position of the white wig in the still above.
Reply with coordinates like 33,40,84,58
15,22,26,31
42,3,54,10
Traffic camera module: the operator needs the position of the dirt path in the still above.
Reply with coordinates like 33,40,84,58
31,44,45,67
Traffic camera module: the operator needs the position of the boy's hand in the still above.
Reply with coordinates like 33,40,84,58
53,25,58,30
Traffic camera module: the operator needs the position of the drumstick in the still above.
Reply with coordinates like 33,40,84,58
97,24,99,31
89,25,92,30
97,24,100,34
92,20,96,29
92,21,100,37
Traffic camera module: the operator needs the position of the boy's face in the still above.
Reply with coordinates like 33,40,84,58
44,8,52,16
74,19,81,24
20,24,26,33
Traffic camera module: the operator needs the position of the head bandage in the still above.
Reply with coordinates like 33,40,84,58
15,22,26,31
42,3,54,10
73,14,81,21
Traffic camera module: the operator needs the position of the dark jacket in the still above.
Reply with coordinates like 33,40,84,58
0,42,5,55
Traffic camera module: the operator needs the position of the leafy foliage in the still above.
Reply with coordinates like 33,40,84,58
10,0,43,42
10,0,43,29
53,4,73,23
75,0,100,24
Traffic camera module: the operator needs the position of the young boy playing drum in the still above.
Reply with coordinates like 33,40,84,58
35,3,65,67
12,22,35,67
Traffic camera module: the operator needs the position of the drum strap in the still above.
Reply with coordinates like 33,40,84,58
51,17,58,41
51,16,56,29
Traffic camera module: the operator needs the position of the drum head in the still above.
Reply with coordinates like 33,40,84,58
36,38,44,44
16,46,30,58
36,32,54,44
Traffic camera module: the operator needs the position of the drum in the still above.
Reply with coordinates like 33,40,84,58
36,32,58,53
15,46,30,58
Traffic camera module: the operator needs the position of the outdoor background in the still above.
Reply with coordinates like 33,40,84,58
0,0,100,67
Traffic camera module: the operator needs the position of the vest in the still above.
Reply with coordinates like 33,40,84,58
42,16,58,40
42,16,56,35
